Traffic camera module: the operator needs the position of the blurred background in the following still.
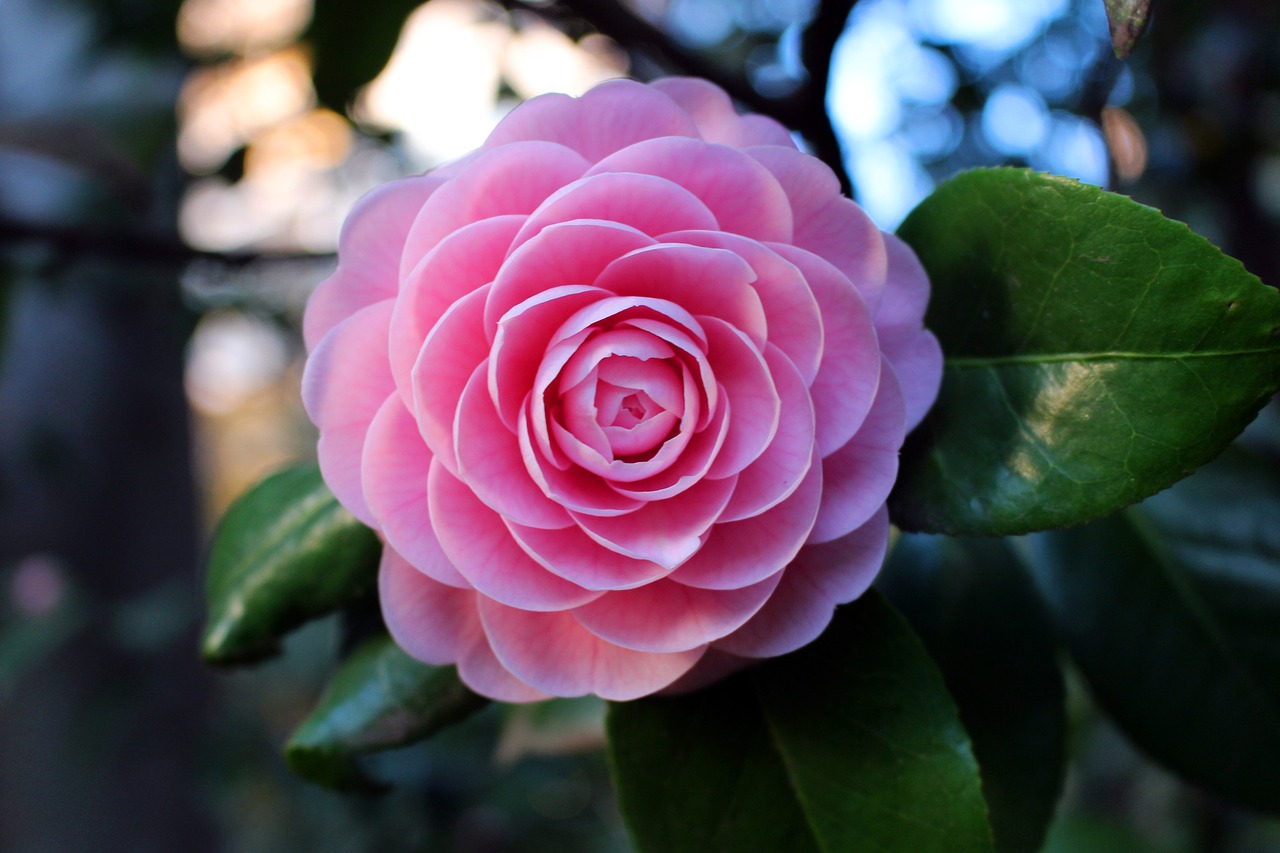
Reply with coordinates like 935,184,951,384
1,0,1279,850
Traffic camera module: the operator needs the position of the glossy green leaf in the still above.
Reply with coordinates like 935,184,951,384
609,592,995,853
879,535,1066,853
203,462,380,664
609,675,821,853
1026,447,1280,814
1104,0,1154,59
892,168,1280,535
285,635,487,791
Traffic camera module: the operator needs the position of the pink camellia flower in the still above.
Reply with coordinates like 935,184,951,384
302,78,942,701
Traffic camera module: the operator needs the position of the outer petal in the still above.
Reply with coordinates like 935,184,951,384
588,137,793,242
428,459,601,611
650,77,796,149
668,450,822,590
301,299,395,526
455,361,573,529
477,597,705,700
483,78,701,161
770,243,880,455
412,285,490,476
748,145,887,311
572,572,783,653
304,175,444,350
808,361,907,544
510,172,720,252
712,507,890,659
389,215,523,408
399,141,590,277
718,343,816,522
876,233,943,431
362,395,468,588
380,548,548,702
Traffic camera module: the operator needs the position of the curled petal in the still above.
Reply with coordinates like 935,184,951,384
593,243,767,348
483,78,700,161
808,361,906,544
477,597,705,700
302,299,395,526
510,172,719,252
712,507,890,659
572,572,783,653
662,229,823,386
389,215,523,408
650,77,796,149
400,141,590,277
770,243,880,455
668,451,821,590
380,548,548,702
719,343,816,522
428,460,600,611
412,285,490,476
362,395,468,587
702,317,780,479
304,175,444,350
506,521,668,591
571,474,738,569
588,137,793,241
748,145,886,311
456,362,573,530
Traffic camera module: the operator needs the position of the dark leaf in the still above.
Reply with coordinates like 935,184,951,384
879,535,1066,853
306,0,423,113
609,592,996,853
203,462,380,664
285,634,487,791
1026,447,1280,814
892,168,1280,535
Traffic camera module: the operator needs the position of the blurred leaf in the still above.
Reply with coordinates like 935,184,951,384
1026,447,1280,814
608,592,996,853
496,697,606,766
892,168,1280,536
305,0,423,113
285,634,487,791
203,463,380,664
879,535,1066,853
1104,0,1154,59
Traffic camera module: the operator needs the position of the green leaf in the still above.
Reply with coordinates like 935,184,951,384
285,634,487,791
892,168,1280,535
1104,0,1154,59
609,674,821,853
306,0,422,113
1026,447,1280,814
608,592,996,853
203,462,381,664
879,535,1066,853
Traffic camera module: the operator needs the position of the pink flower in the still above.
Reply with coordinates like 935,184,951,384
302,78,942,701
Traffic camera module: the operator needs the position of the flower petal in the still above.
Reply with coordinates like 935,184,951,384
477,597,705,699
484,78,700,161
588,137,793,241
877,233,943,431
301,299,395,526
506,520,668,591
712,507,890,659
455,360,573,530
808,361,906,544
304,175,444,350
389,215,523,409
412,285,490,476
428,459,600,611
400,140,590,277
668,450,822,590
362,395,468,587
572,572,783,653
650,77,796,148
380,548,548,702
702,317,780,479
